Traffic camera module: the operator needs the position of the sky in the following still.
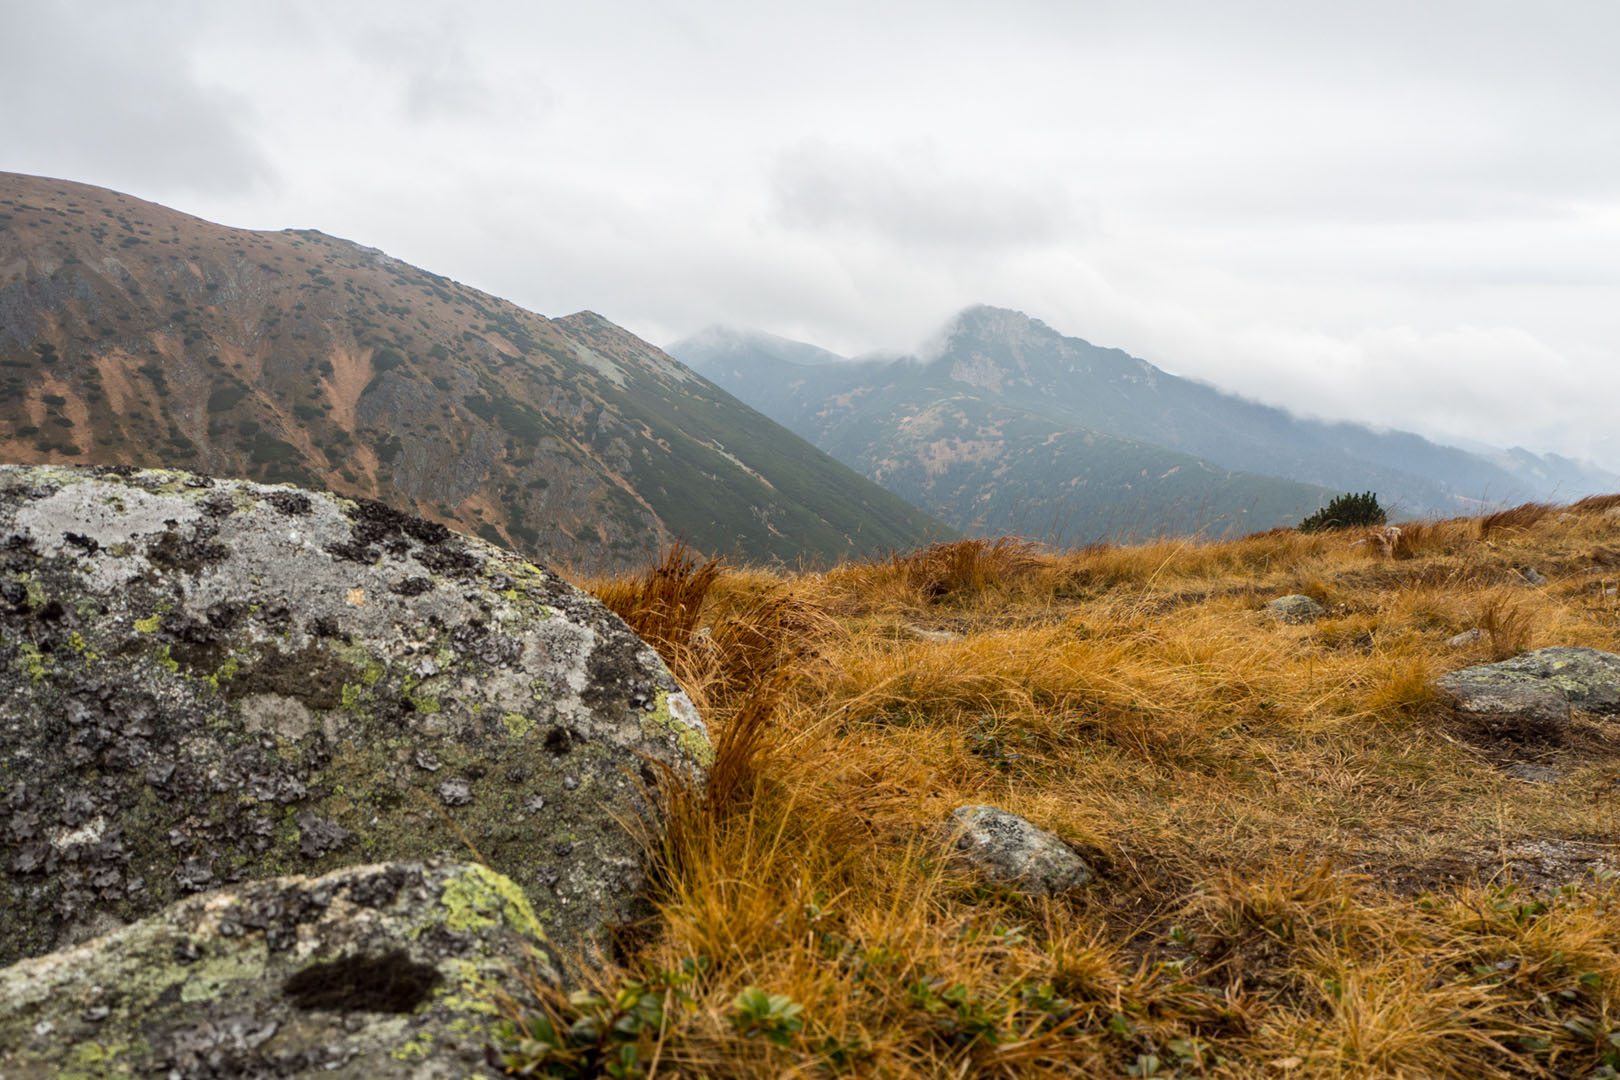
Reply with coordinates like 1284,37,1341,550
6,0,1618,467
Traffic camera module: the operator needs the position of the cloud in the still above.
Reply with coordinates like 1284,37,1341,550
768,141,1087,253
6,0,1617,468
3,2,272,197
348,21,506,123
1138,316,1611,462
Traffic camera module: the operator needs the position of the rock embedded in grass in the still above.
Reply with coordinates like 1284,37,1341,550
1266,594,1327,623
1439,647,1620,715
0,465,711,965
950,805,1093,895
1503,762,1563,783
903,623,964,643
0,860,551,1077
1436,646,1620,744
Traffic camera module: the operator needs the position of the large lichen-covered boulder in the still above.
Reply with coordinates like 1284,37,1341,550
0,860,550,1078
0,465,710,965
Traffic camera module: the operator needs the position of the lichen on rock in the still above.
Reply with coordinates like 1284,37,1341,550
1436,645,1620,744
0,465,710,965
0,860,552,1078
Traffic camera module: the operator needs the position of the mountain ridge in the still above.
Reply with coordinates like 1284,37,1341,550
0,172,948,570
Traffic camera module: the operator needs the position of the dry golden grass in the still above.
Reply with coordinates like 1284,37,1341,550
512,498,1620,1078
1479,502,1558,539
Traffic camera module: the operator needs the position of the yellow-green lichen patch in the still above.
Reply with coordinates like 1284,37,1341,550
436,957,508,1020
134,613,162,633
17,643,48,683
501,711,536,738
437,864,546,941
71,1039,129,1070
391,1030,435,1060
641,689,714,768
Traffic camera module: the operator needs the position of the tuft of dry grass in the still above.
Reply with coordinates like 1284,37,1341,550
501,495,1620,1078
589,540,723,657
1571,493,1620,515
1479,501,1556,539
1479,593,1536,660
821,537,1045,614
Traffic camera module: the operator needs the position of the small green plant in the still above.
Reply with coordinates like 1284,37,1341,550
1298,490,1385,532
729,986,804,1047
490,962,700,1078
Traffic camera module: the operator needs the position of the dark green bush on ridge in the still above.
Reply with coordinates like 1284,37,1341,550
1299,491,1385,532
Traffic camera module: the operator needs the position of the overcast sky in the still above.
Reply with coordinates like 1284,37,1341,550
7,0,1618,466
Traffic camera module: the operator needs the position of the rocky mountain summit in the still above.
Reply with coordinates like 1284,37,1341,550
0,465,710,966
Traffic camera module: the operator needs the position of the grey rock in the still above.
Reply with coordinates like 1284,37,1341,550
1266,594,1327,623
950,805,1093,895
1447,628,1486,648
437,778,473,806
0,466,711,964
1435,677,1571,741
1517,566,1548,586
1439,647,1620,717
904,624,964,643
0,860,552,1078
1503,763,1563,784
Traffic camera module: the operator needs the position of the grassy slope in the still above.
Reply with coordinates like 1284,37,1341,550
523,497,1620,1078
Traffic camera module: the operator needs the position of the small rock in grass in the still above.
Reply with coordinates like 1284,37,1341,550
904,624,963,643
951,805,1093,895
1503,763,1563,784
1266,594,1327,623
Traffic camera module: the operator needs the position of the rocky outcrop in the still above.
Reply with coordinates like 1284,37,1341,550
0,465,711,964
950,805,1094,896
0,860,549,1078
1266,595,1327,623
1436,646,1620,743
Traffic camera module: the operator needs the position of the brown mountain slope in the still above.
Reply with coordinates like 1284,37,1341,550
0,173,945,570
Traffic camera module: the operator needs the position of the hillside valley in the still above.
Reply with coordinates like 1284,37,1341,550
671,309,1618,542
0,172,945,571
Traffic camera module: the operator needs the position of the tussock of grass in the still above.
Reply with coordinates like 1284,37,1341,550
1479,501,1558,539
514,499,1620,1078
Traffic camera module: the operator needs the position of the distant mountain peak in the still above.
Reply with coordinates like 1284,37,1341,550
919,304,1062,365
